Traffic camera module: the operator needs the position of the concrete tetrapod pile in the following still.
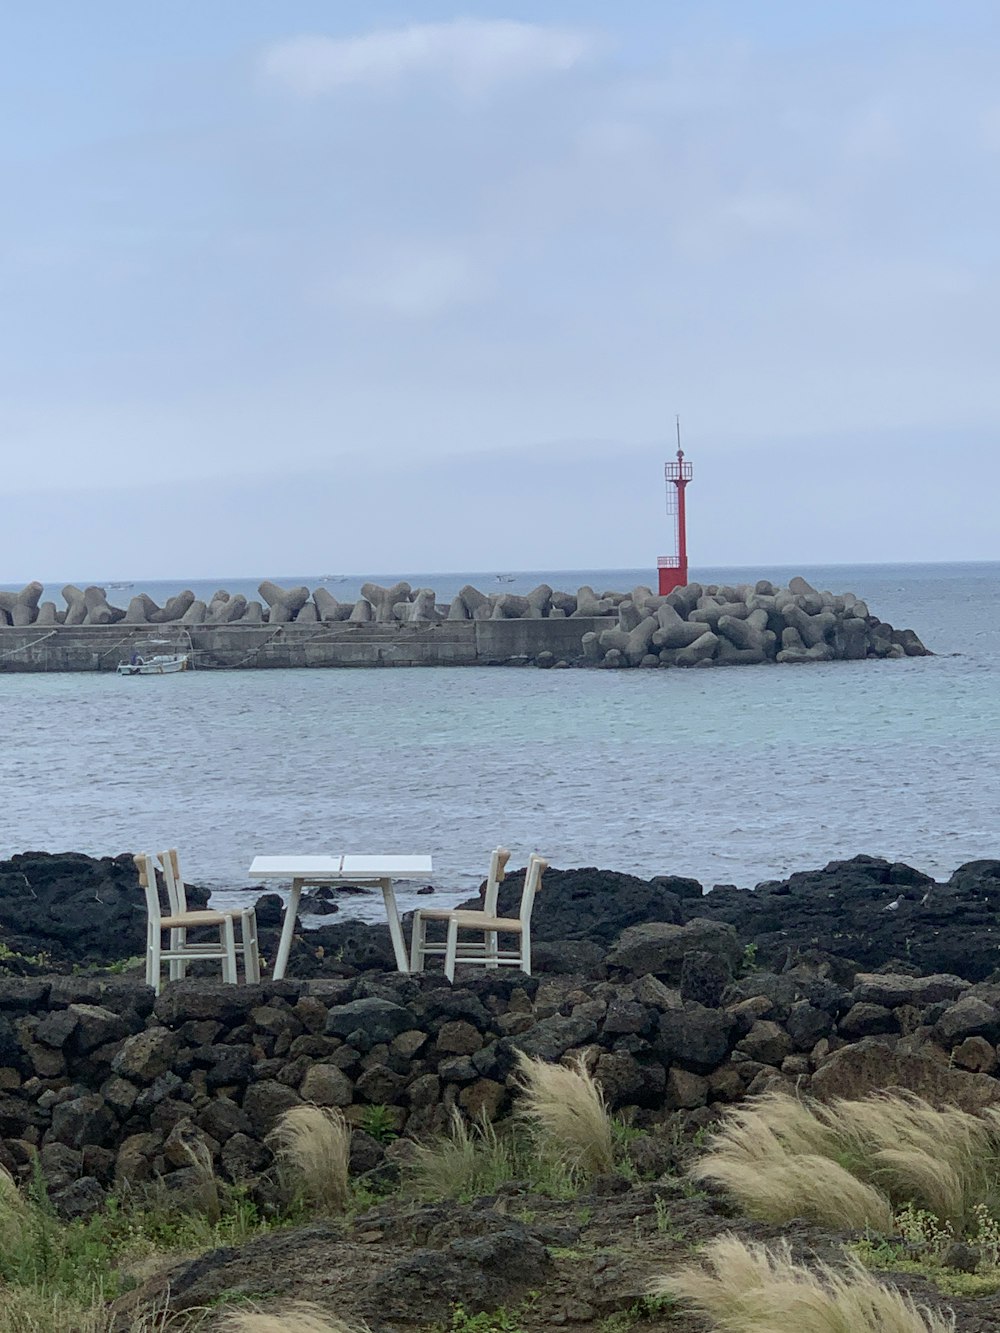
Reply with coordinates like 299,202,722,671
580,575,930,668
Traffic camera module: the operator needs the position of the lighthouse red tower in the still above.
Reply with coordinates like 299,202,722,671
657,419,693,595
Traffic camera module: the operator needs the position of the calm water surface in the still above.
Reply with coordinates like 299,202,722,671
1,563,997,920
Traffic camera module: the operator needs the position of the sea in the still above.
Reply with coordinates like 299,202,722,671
1,562,997,924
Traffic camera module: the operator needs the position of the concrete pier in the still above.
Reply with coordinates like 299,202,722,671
0,618,611,672
0,575,931,671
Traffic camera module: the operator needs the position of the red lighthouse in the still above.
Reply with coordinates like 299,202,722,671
656,419,693,596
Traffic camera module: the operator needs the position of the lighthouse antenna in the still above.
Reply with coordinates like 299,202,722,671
676,414,681,453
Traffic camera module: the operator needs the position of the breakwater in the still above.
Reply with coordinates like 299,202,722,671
0,576,929,671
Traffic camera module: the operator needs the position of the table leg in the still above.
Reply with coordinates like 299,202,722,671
272,879,302,981
380,879,410,973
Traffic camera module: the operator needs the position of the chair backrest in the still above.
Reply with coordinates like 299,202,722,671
157,849,188,915
483,847,511,916
518,855,548,926
134,853,163,926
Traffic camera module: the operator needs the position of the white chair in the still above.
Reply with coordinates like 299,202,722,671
411,854,547,983
135,853,238,996
409,847,511,973
157,849,261,984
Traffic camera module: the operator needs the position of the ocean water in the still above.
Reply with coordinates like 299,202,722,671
1,562,997,924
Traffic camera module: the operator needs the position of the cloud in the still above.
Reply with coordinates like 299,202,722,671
326,243,489,317
260,19,595,98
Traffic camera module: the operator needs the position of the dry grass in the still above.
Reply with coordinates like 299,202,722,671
0,1163,29,1248
831,1092,998,1229
655,1233,956,1333
405,1109,517,1201
692,1088,1000,1233
691,1091,893,1231
215,1303,360,1333
0,1288,179,1333
266,1105,351,1214
514,1051,615,1178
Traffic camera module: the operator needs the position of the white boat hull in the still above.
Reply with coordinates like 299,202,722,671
117,655,189,676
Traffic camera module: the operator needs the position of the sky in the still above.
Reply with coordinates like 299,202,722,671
1,1,999,580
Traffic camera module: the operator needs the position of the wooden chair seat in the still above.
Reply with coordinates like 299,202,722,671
444,911,523,932
161,910,232,928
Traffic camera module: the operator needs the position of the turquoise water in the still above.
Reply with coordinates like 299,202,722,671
1,563,997,920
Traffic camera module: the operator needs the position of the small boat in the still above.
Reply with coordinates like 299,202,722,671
109,581,134,590
495,575,515,584
117,653,189,676
320,574,346,583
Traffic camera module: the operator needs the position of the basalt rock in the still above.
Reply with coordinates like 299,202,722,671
686,855,1000,982
462,867,684,946
0,853,208,968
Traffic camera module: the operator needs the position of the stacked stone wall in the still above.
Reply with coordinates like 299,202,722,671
2,948,998,1219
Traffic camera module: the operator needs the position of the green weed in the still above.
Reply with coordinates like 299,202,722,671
0,1168,281,1312
850,1199,1000,1296
439,1292,540,1333
654,1195,685,1241
599,1294,678,1333
360,1105,398,1145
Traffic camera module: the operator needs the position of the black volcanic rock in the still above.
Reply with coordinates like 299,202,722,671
0,853,207,969
7,849,1000,987
459,866,684,945
686,856,1000,983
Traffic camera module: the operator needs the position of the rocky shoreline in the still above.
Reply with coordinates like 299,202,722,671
2,850,998,1329
0,574,930,669
1,850,993,980
1,851,999,1187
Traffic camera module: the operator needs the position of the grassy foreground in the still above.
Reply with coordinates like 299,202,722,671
3,1061,998,1330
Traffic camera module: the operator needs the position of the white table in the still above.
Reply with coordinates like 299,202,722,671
247,854,433,979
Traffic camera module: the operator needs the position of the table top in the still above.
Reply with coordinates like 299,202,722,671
249,854,432,880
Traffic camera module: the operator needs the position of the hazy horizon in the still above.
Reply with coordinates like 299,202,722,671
4,557,998,595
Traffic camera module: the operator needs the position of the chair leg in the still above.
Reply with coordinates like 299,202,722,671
485,928,498,970
444,919,459,984
521,924,531,977
146,925,157,992
241,911,261,984
409,913,425,973
169,927,188,981
221,918,238,984
149,930,162,996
